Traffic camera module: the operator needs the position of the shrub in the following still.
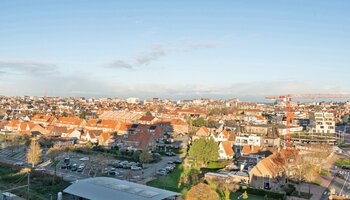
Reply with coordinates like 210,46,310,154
281,184,296,195
237,187,286,200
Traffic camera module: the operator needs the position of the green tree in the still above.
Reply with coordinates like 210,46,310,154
79,110,87,119
26,139,42,168
132,150,141,162
145,111,152,116
188,138,219,166
139,151,152,165
342,114,349,124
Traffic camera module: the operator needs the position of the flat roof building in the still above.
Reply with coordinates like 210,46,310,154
63,177,179,200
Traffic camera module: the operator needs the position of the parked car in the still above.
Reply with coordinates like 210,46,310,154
341,165,350,170
64,157,70,164
35,167,45,171
123,163,132,169
79,157,89,161
66,163,72,170
156,169,167,176
14,162,24,166
61,165,67,169
77,166,84,172
165,152,176,156
118,161,129,168
165,166,175,172
112,160,121,167
173,159,182,164
108,168,118,175
131,166,142,171
71,164,78,171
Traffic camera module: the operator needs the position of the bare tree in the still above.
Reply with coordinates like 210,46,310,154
26,139,42,168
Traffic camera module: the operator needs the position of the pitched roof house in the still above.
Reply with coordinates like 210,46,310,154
138,116,158,125
193,126,210,140
249,149,298,191
31,114,56,127
55,117,86,129
85,119,118,132
218,141,234,160
98,132,116,147
124,131,155,151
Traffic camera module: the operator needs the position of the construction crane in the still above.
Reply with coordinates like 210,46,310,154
265,94,350,149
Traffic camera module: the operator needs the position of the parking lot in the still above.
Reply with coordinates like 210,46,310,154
45,151,183,182
0,143,184,184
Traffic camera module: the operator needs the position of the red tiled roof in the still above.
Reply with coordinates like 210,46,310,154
242,145,260,154
57,117,83,126
127,132,152,149
221,141,233,156
139,116,155,122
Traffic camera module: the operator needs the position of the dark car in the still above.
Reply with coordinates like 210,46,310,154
341,165,350,170
61,165,67,169
173,159,182,164
64,157,70,164
77,166,84,172
108,168,117,175
66,164,72,170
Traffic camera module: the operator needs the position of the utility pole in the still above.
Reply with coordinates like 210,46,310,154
27,173,30,200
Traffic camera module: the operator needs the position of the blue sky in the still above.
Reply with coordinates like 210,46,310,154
0,0,349,100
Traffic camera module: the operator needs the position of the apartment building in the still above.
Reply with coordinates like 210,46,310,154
312,112,335,134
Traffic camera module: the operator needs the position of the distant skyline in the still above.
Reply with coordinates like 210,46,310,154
0,1,349,101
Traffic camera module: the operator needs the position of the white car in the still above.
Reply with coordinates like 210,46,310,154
14,162,24,166
79,157,89,161
131,166,142,171
35,167,45,171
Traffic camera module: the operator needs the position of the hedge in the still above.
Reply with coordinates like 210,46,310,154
238,187,286,200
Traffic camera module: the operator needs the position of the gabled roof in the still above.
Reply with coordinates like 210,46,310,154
139,116,156,122
5,120,20,127
250,149,298,177
86,119,118,129
220,141,234,156
196,126,210,137
126,132,153,149
32,114,55,123
221,130,230,139
241,145,260,155
57,117,84,126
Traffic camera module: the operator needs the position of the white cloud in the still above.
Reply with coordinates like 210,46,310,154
107,40,221,69
0,60,58,75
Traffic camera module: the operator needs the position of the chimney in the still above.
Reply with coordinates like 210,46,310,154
240,164,245,171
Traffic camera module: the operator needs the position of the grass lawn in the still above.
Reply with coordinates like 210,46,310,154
336,158,350,166
230,192,265,200
319,169,330,176
147,164,186,193
207,160,229,169
0,163,70,200
291,191,312,199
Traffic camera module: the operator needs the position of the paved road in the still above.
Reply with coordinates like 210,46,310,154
328,172,350,198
